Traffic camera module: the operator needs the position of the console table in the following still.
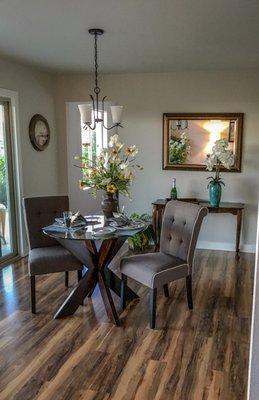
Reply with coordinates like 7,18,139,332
152,198,244,255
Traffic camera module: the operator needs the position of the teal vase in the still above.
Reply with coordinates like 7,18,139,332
209,181,222,207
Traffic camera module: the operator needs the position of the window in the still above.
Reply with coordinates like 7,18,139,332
81,110,108,162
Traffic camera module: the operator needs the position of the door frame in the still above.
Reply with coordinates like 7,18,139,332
0,88,24,267
248,203,259,399
0,99,18,263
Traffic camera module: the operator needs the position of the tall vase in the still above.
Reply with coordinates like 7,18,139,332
101,192,118,218
209,181,222,207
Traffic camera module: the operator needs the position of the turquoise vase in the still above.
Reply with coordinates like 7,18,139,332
209,181,222,207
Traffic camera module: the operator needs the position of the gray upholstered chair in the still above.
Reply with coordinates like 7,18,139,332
120,200,208,328
23,196,83,313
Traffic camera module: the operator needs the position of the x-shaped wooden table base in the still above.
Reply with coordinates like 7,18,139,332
54,236,138,325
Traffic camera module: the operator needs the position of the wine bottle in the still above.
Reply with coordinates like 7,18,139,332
170,178,177,200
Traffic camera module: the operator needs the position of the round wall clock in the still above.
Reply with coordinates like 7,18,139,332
29,114,50,151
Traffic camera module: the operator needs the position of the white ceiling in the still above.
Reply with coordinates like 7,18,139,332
0,0,259,73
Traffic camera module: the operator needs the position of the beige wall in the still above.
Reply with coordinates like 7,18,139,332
54,70,259,251
0,57,59,197
54,74,92,193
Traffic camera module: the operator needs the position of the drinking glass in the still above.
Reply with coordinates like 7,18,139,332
63,211,73,230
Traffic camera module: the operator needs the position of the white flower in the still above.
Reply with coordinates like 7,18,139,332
108,134,123,150
204,139,235,170
109,134,119,145
124,169,134,182
204,154,217,171
218,150,235,169
212,139,228,156
120,162,128,170
125,145,138,157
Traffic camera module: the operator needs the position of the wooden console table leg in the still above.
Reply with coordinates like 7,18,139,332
236,209,242,256
152,204,159,251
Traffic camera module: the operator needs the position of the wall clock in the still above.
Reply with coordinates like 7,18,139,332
29,114,50,151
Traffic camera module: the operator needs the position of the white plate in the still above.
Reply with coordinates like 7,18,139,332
85,215,100,220
85,218,100,224
93,226,116,236
109,221,146,231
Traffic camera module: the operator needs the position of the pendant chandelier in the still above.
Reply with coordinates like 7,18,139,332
78,28,123,130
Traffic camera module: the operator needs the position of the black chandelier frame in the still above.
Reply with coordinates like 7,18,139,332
85,28,123,131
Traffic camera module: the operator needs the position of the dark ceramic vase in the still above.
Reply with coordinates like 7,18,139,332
101,192,118,218
209,181,222,207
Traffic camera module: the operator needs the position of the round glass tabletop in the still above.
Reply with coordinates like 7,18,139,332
43,215,147,241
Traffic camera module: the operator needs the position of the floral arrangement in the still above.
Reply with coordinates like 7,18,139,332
205,138,235,186
76,134,142,197
169,132,190,164
128,213,154,251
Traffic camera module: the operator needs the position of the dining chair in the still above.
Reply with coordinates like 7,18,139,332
23,196,83,313
120,200,208,328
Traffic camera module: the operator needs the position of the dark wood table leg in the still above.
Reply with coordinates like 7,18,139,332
103,236,139,305
87,282,97,298
93,238,122,325
98,270,120,326
235,209,242,257
54,266,97,319
104,268,138,302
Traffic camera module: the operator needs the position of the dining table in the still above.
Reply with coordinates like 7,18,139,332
43,215,146,326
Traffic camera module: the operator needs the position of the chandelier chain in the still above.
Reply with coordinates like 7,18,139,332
81,28,123,130
94,33,100,93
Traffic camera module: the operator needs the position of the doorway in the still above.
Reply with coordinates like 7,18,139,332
0,100,18,264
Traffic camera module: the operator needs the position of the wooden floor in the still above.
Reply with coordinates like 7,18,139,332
0,250,254,400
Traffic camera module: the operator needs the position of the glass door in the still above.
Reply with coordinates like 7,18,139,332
0,100,18,264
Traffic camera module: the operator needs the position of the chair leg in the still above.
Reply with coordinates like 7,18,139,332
30,276,36,314
149,288,157,329
121,273,127,310
65,271,69,287
77,269,82,282
186,275,193,310
163,283,169,298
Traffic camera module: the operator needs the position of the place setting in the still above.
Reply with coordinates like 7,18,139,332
108,211,146,231
42,207,147,241
42,211,101,238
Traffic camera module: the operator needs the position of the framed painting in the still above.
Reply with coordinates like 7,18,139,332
162,113,243,172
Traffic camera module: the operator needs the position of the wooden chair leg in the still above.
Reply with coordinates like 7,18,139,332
77,269,82,282
30,276,36,314
149,288,157,329
186,275,193,310
65,271,69,288
121,273,127,310
163,283,169,298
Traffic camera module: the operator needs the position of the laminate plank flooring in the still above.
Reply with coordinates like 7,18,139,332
0,250,254,400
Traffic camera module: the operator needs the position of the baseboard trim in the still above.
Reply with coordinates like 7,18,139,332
197,240,256,254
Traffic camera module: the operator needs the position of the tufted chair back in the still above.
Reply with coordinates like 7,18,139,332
23,196,69,249
160,200,208,268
